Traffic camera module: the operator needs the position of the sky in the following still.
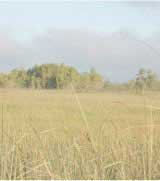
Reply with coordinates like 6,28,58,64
0,1,160,82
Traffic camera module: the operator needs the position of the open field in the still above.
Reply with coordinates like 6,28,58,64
0,89,160,179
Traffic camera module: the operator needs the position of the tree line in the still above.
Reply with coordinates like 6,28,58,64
0,64,159,92
108,68,159,93
0,64,103,90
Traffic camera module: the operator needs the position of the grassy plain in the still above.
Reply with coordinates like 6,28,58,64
0,89,160,179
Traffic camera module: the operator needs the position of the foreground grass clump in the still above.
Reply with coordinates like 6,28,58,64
0,89,160,179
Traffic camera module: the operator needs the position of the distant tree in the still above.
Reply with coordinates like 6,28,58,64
56,64,70,88
146,69,157,89
89,67,103,89
134,68,146,94
8,69,29,88
31,76,37,89
0,73,7,88
134,68,158,94
76,68,104,91
78,72,91,90
36,78,42,89
89,67,102,82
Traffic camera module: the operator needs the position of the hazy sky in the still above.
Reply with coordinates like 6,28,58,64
0,1,160,82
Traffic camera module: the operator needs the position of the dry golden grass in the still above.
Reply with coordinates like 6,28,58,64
0,88,160,179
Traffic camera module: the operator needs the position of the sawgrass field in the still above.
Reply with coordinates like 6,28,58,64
0,89,160,179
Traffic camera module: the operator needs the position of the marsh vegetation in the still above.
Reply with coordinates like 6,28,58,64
0,89,160,179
